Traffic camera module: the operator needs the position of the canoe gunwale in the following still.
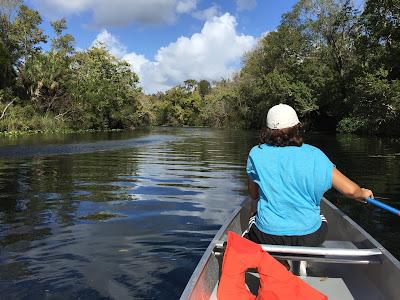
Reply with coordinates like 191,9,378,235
179,200,243,299
322,197,400,269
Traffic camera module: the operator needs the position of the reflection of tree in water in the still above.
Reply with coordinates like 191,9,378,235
0,158,53,280
321,133,400,259
1,129,399,298
168,128,257,194
0,148,141,285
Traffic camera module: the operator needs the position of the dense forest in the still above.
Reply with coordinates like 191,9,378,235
1,0,399,135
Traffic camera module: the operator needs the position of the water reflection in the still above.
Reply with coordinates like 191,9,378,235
309,132,400,259
0,128,399,299
0,128,253,299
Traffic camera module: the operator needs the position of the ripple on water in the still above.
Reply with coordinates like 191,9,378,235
0,129,399,299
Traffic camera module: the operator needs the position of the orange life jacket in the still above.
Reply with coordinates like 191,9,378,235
217,231,328,300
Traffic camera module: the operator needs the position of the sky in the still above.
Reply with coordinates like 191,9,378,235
26,0,300,93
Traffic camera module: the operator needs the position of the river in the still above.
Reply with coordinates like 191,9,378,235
0,128,399,299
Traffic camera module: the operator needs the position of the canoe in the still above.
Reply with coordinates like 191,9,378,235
180,198,400,300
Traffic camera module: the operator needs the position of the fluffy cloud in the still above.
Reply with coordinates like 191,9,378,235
32,0,91,15
176,0,198,13
92,30,128,57
192,5,220,21
92,13,256,93
236,0,257,11
92,30,149,75
33,0,198,26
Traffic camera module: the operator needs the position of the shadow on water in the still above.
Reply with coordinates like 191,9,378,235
0,128,399,299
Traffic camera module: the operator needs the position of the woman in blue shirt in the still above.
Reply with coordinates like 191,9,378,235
245,104,373,250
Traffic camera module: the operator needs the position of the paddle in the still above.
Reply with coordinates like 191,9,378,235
366,198,400,216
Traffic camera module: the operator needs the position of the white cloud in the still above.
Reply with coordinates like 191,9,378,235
32,0,92,15
92,29,149,75
123,53,149,75
176,0,197,13
33,0,198,26
192,5,220,21
91,13,257,93
92,30,127,57
236,0,257,11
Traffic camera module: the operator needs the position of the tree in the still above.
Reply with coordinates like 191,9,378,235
282,0,362,122
359,0,400,79
0,1,46,94
68,47,141,129
182,79,197,92
0,1,47,125
338,0,400,134
198,79,211,100
50,18,75,55
0,40,13,89
236,24,322,128
17,18,75,117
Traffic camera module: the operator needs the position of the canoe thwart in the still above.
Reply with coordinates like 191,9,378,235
270,254,382,264
213,241,382,257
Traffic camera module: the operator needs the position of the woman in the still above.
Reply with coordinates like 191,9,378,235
245,104,373,251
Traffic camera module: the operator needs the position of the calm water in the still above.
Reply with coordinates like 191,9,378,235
0,128,399,299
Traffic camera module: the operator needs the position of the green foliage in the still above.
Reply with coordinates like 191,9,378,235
236,25,322,128
50,18,75,54
339,70,400,134
154,86,201,126
0,1,46,90
0,41,14,89
194,0,400,135
0,2,150,134
282,0,361,119
337,116,366,134
360,0,400,79
198,80,211,100
68,47,142,129
0,103,67,132
182,79,197,92
199,80,244,128
1,0,400,136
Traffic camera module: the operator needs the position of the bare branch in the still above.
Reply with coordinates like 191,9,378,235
0,98,15,120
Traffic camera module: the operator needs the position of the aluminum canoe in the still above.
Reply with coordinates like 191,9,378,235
180,198,400,300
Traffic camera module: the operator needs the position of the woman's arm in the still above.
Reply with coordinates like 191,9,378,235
248,177,259,200
248,177,259,215
332,168,373,202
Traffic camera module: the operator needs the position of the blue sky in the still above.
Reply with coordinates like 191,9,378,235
26,0,299,93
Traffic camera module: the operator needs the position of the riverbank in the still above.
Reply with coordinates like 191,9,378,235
0,127,124,137
2,124,400,140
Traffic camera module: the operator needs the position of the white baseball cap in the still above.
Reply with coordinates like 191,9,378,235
266,104,300,129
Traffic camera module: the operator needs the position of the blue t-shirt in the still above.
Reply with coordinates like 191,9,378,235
246,143,334,236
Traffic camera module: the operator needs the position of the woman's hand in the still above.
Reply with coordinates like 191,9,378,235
355,188,374,203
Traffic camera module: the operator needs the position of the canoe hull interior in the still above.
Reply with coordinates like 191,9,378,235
180,198,400,300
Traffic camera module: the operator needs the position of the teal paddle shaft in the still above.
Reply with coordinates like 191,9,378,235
367,198,400,217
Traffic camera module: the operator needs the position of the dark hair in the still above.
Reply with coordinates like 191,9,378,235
259,123,304,147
